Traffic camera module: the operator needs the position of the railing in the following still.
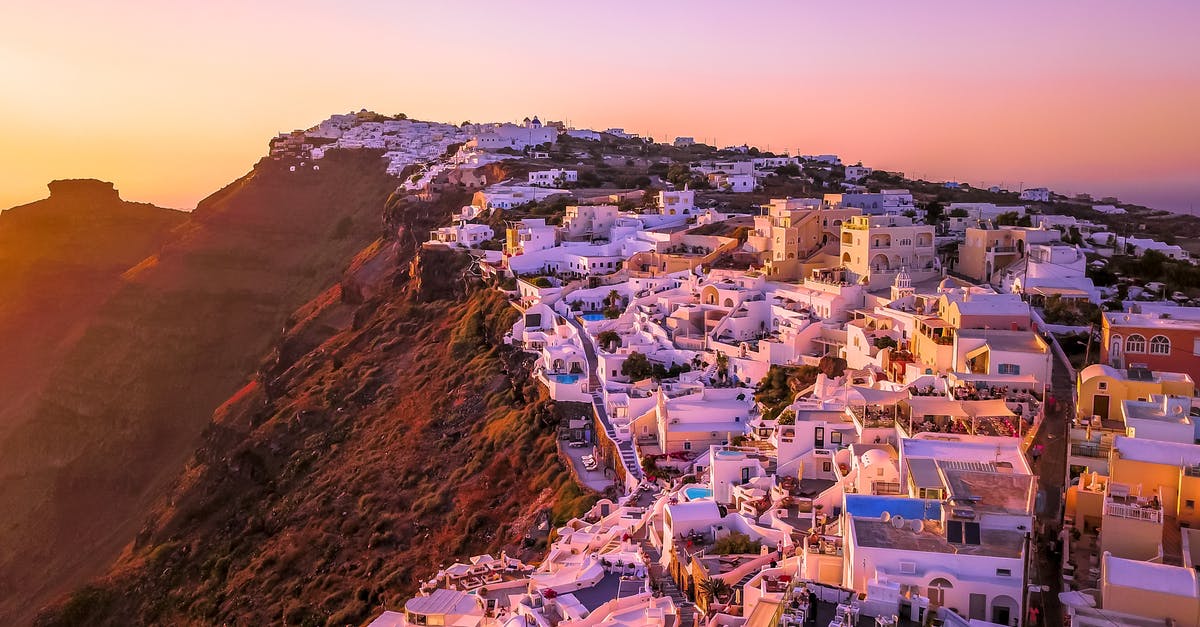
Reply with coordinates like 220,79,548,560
1070,442,1110,459
989,245,1017,253
872,482,902,495
1185,465,1200,478
1104,501,1163,523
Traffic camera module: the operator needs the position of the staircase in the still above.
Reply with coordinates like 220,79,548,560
641,542,697,624
570,315,643,480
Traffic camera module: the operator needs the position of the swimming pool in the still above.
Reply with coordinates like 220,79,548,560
580,312,607,322
683,487,713,501
551,373,581,384
716,450,744,459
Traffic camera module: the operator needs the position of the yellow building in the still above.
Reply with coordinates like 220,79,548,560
1077,364,1195,422
839,215,937,289
1099,553,1200,627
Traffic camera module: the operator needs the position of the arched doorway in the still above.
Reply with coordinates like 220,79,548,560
990,595,1018,626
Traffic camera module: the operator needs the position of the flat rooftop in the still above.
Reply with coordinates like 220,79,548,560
956,329,1045,353
852,518,1025,558
939,466,1036,515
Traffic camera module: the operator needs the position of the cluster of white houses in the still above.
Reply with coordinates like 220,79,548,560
317,116,1200,627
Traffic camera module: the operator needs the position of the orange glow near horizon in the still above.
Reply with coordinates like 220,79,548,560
1,1,1197,211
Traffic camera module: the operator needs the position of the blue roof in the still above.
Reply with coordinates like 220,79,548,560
844,495,941,520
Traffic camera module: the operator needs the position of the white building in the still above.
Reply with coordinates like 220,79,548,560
1018,187,1051,202
845,165,872,182
826,190,916,216
528,168,578,187
655,189,696,215
428,222,495,248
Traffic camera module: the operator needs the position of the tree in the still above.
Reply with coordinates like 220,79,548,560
775,164,801,177
948,208,969,218
621,351,655,382
596,330,621,352
715,352,730,385
924,201,944,225
995,211,1021,226
698,577,733,605
873,336,898,350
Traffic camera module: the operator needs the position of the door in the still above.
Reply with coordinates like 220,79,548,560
969,593,986,620
991,605,1010,626
1093,395,1110,421
814,426,825,449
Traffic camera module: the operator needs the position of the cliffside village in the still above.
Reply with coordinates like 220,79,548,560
277,113,1200,627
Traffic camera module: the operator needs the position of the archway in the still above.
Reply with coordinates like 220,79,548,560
990,595,1018,626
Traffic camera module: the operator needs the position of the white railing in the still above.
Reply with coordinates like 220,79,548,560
1104,501,1163,523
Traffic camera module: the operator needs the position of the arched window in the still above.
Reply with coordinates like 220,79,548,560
1126,334,1146,353
1150,335,1171,355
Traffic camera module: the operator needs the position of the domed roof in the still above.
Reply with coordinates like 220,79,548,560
861,448,890,467
938,277,957,291
531,116,541,124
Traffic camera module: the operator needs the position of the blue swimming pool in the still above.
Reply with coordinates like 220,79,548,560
580,312,607,322
551,373,581,384
683,487,713,501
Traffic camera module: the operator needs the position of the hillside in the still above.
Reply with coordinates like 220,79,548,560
0,180,187,445
32,201,591,626
0,150,400,625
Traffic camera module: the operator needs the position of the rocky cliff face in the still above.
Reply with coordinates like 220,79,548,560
0,179,186,456
0,151,400,625
31,196,591,626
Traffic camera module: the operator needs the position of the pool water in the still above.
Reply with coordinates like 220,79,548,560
683,487,713,501
552,373,581,384
580,312,607,322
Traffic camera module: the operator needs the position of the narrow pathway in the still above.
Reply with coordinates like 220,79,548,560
567,315,643,480
1029,341,1073,626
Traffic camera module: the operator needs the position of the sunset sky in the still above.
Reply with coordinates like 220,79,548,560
1,0,1197,211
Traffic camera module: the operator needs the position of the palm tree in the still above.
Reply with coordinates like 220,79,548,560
698,577,732,605
715,352,730,386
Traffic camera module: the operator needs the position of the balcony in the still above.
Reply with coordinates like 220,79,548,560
1103,500,1163,523
988,246,1017,253
1070,442,1110,459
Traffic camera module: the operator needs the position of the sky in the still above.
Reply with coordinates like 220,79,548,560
1,0,1197,212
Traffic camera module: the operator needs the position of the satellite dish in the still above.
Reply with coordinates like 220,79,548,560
891,515,906,529
910,520,923,533
880,511,891,523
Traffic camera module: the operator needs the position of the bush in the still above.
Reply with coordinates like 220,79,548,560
712,532,761,555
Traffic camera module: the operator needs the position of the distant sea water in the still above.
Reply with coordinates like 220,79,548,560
1108,180,1199,216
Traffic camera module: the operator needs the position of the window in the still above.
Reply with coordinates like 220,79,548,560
899,561,916,574
822,461,832,472
964,522,981,545
996,568,1012,577
1187,500,1196,510
683,441,691,451
1150,335,1171,355
998,363,1020,375
947,520,963,543
1126,334,1146,353
1097,381,1108,391
831,431,843,444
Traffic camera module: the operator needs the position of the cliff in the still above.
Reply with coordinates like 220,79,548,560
0,151,399,625
0,179,186,459
32,199,591,625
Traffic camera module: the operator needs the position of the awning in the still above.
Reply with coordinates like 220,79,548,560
1029,286,1089,298
950,372,1038,386
848,386,908,406
905,397,968,418
962,399,1016,418
1057,590,1097,608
